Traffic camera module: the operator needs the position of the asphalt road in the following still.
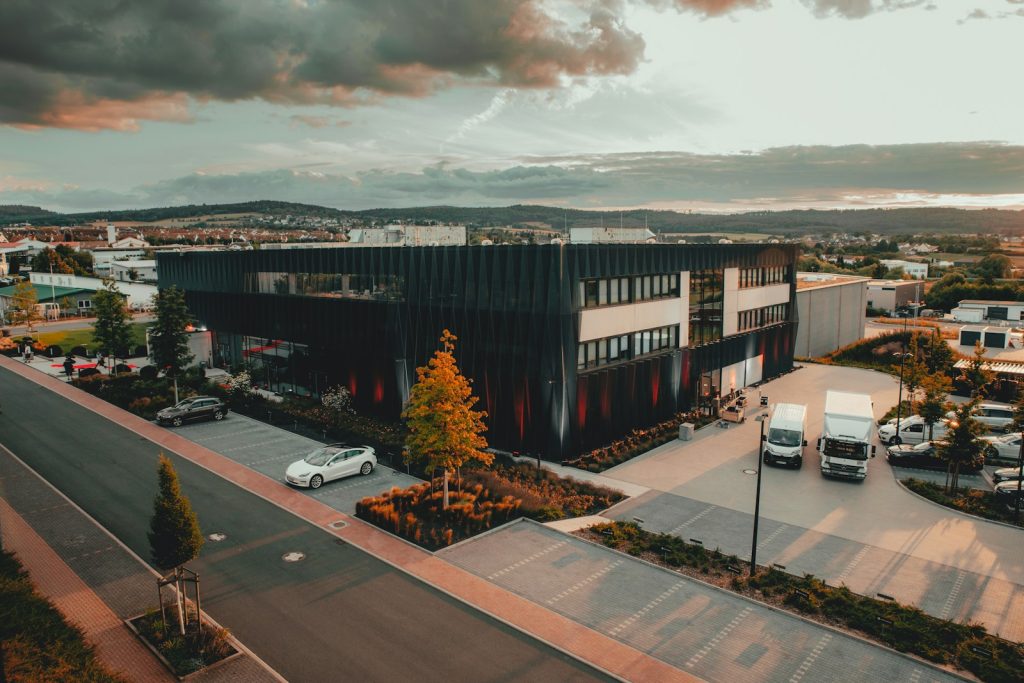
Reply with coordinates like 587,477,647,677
0,367,612,683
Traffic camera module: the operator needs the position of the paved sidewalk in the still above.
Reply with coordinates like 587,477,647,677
0,354,692,683
441,520,967,683
0,497,172,683
0,445,281,683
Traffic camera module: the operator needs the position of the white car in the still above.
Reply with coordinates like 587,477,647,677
981,433,1023,463
946,403,1015,433
878,416,948,446
285,444,376,489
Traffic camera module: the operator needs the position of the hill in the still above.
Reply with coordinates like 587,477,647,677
3,201,1022,236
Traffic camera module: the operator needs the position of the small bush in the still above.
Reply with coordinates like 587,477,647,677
902,478,1023,528
131,605,234,676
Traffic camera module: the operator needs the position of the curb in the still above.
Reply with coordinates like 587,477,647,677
892,474,1023,532
548,520,977,683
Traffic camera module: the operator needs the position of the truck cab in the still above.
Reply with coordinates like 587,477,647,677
819,391,877,480
763,403,808,469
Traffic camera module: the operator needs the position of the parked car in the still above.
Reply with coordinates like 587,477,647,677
285,444,376,489
878,416,948,445
885,440,983,473
156,396,228,427
947,403,1015,433
993,480,1024,507
992,465,1024,485
980,433,1023,464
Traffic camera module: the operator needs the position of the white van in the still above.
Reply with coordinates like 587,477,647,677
763,403,808,468
945,403,1016,433
878,415,949,445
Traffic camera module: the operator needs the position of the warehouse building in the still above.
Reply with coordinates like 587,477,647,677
794,273,868,358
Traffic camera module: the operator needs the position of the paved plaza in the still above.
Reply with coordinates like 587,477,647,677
595,363,1024,642
441,520,965,683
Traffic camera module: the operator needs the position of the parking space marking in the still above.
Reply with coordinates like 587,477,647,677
756,524,789,552
668,505,717,536
909,669,922,683
788,633,832,683
607,580,687,636
221,435,297,453
308,474,387,495
685,606,753,668
836,545,870,583
487,541,569,580
546,560,624,605
940,571,966,620
179,426,262,441
245,451,308,467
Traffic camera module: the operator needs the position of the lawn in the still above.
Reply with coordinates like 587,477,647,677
37,322,149,354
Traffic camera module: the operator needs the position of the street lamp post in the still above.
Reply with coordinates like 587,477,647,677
1016,428,1023,523
750,412,766,576
894,350,910,443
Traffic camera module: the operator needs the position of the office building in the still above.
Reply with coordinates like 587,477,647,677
158,243,798,459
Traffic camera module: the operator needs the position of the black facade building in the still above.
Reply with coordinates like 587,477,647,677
158,243,798,460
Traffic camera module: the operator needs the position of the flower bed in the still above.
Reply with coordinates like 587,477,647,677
356,457,623,549
127,606,235,677
564,411,717,473
901,478,1023,528
580,522,1023,683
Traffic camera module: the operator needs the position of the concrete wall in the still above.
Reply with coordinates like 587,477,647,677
795,281,867,358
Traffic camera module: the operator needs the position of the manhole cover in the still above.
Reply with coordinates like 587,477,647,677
742,469,758,475
282,551,306,562
208,533,227,542
328,520,348,529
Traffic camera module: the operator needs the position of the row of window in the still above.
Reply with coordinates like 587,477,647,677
580,273,680,308
246,272,405,301
740,266,791,289
577,325,680,371
738,303,789,332
688,269,724,347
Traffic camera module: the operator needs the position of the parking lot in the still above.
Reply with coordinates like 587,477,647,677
169,412,422,513
596,363,1024,642
441,520,962,683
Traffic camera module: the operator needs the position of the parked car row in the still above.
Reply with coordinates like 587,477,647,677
885,441,985,473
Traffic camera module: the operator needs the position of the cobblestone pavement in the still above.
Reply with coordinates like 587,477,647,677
441,520,966,683
170,412,423,513
0,446,281,683
607,489,1024,642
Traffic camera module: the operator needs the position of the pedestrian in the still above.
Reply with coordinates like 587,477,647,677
95,351,104,373
63,355,75,381
22,343,32,363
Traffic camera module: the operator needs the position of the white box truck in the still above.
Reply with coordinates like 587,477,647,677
819,391,876,480
763,403,808,469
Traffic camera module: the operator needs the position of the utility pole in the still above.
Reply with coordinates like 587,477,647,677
750,413,766,576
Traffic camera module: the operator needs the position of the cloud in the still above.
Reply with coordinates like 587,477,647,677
5,142,1023,212
0,0,644,130
288,115,351,129
801,0,929,18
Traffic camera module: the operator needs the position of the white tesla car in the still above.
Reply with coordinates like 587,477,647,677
980,433,1022,463
285,444,376,489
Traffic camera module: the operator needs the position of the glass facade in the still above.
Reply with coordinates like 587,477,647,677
246,272,404,301
738,303,790,332
688,269,724,346
579,273,679,308
577,325,679,371
740,265,791,289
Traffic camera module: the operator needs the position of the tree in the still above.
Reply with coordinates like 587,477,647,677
960,341,994,398
920,330,955,375
938,401,986,492
919,372,953,441
972,253,1012,281
91,279,133,365
148,454,203,635
321,385,354,423
150,286,194,402
899,334,928,406
401,330,490,509
8,279,41,332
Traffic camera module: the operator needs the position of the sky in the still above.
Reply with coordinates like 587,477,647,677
1,0,1023,214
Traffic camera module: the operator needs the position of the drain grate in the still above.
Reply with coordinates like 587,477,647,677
208,533,227,542
282,551,306,562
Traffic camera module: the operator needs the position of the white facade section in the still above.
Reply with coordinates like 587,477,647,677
569,226,656,244
30,272,157,309
718,355,764,393
880,259,928,279
579,297,683,343
722,268,739,336
737,283,790,312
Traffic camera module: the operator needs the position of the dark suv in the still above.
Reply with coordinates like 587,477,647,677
156,396,229,427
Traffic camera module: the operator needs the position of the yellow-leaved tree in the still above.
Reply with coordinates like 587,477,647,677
402,329,490,509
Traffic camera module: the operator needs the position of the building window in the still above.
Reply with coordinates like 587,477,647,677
739,265,792,289
579,273,678,309
737,303,790,332
78,300,92,309
577,325,679,371
688,269,723,346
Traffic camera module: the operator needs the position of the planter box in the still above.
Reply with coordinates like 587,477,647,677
125,613,240,681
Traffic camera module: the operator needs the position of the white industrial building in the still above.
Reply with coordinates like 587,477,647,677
865,279,922,314
29,272,157,310
348,224,467,246
880,259,928,279
110,259,158,283
569,226,656,244
794,273,869,357
951,300,1024,324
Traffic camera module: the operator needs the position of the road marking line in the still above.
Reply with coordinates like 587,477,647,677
608,580,687,636
309,475,382,495
488,541,568,580
940,571,966,620
836,545,870,583
669,505,717,536
546,560,624,605
685,607,753,668
757,524,789,551
909,669,922,683
788,633,832,683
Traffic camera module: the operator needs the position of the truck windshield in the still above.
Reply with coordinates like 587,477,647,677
823,438,867,460
768,428,801,447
